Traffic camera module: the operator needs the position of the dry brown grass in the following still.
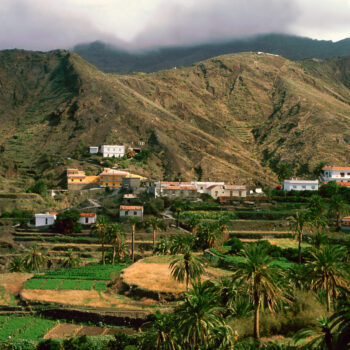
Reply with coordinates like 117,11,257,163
20,289,154,309
0,272,33,305
122,261,186,294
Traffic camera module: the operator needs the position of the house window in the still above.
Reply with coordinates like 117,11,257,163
80,179,82,182
125,211,129,216
45,218,48,225
341,173,345,177
85,218,88,224
293,185,297,189
134,211,137,215
302,186,306,189
311,186,315,189
215,191,218,196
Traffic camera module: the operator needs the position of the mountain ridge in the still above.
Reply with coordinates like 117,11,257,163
0,49,350,190
73,34,350,74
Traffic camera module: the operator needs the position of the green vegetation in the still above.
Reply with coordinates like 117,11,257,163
58,279,79,290
0,316,55,342
32,263,129,280
94,281,107,291
75,280,94,290
24,278,46,290
40,279,62,290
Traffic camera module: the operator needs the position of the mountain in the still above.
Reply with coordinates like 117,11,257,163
73,34,350,74
0,49,350,190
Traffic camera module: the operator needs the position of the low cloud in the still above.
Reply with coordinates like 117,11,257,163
132,0,299,49
0,0,125,51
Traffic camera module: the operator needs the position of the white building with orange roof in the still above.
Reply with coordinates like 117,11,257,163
120,205,143,220
35,212,57,227
322,166,350,183
78,212,97,225
341,216,350,232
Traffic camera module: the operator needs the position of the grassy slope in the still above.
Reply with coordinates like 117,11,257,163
0,50,350,189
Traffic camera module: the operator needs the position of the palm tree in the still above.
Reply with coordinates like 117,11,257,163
293,317,334,350
288,211,310,264
9,257,25,272
108,223,128,264
186,215,200,235
169,234,195,255
24,245,46,272
129,217,139,262
307,245,349,312
60,249,81,268
175,282,233,349
141,310,178,350
330,300,350,349
149,217,161,250
232,243,287,339
197,222,222,250
328,195,350,231
170,250,205,291
91,215,109,265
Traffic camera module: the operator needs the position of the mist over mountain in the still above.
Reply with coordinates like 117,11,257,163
73,34,350,74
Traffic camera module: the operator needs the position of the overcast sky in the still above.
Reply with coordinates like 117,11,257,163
1,0,350,51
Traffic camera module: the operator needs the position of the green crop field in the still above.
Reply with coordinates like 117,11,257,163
24,278,46,290
34,263,129,281
0,316,55,341
94,281,107,291
76,280,94,290
40,279,62,290
181,210,238,220
58,279,79,290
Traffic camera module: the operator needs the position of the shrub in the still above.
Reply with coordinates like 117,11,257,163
36,339,61,350
226,237,243,254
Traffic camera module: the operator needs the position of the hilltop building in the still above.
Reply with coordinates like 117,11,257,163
101,145,125,158
283,179,319,191
206,184,247,199
322,166,350,184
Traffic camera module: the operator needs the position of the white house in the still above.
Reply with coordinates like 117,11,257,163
35,212,57,227
283,179,319,191
190,181,225,193
78,213,96,225
322,166,350,183
101,145,125,158
120,205,143,220
89,146,98,154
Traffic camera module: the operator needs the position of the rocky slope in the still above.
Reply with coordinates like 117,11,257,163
0,49,350,188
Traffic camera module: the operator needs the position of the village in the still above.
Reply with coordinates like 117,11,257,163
1,143,349,348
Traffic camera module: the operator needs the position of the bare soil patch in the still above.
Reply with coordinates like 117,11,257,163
44,323,82,339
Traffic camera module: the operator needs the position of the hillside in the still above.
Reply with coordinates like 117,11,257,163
73,34,350,74
0,49,350,190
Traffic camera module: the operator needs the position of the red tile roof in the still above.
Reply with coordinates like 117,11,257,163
323,166,350,170
80,213,96,217
164,185,197,190
49,212,58,216
120,205,143,210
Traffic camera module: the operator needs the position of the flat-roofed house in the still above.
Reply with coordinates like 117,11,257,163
283,179,319,191
101,145,125,158
120,205,143,220
35,212,57,227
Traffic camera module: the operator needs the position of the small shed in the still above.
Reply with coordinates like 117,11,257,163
89,146,99,154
